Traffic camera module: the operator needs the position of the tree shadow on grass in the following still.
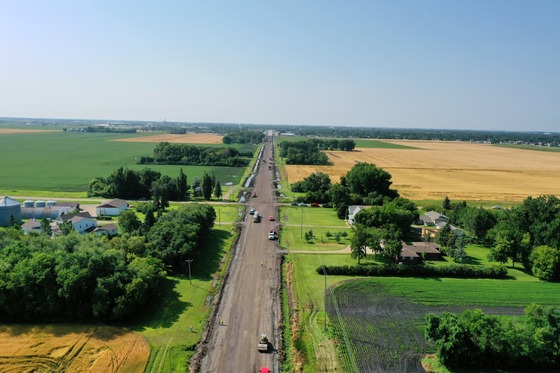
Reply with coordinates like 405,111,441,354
126,277,190,331
190,228,232,281
462,255,482,265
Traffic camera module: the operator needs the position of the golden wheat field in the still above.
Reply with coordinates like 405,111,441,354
115,133,223,144
0,128,57,134
0,325,150,373
284,140,560,202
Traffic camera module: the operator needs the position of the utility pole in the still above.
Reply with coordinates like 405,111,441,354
321,265,327,331
300,204,303,238
186,259,193,285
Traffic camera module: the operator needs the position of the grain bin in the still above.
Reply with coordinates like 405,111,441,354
35,200,46,208
46,200,56,207
24,199,35,208
0,196,22,227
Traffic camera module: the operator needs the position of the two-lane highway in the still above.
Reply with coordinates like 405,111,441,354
201,139,279,372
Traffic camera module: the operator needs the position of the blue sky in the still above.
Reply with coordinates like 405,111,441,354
1,1,558,131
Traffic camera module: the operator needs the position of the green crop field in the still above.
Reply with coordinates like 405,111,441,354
352,139,416,149
0,131,251,194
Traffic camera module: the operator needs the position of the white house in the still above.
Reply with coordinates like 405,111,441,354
57,212,97,234
96,198,128,217
92,223,118,236
21,220,42,235
348,205,367,224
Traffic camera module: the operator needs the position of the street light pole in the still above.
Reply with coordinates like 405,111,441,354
186,259,193,285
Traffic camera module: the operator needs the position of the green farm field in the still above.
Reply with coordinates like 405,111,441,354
0,131,252,194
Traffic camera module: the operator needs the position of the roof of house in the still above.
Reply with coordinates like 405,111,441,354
22,220,41,230
98,198,128,209
400,247,420,258
58,211,93,223
410,242,441,254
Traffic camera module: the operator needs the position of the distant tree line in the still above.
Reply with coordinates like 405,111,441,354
426,305,560,369
137,142,252,167
83,126,137,133
88,167,224,206
279,139,355,165
222,130,265,144
288,127,560,146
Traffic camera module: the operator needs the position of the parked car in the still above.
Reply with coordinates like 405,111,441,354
252,192,257,198
299,202,307,207
311,203,320,207
291,202,298,206
268,216,274,221
249,208,255,215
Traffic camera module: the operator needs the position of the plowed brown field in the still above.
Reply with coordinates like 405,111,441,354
0,325,149,373
285,140,560,202
115,133,223,144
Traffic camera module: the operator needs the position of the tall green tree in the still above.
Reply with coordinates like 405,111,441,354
214,180,223,200
176,168,188,200
40,218,52,236
202,172,213,200
118,210,141,235
530,245,560,281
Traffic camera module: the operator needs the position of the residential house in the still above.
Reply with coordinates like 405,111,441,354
92,223,118,236
96,198,128,217
57,212,97,234
398,241,443,264
347,205,367,224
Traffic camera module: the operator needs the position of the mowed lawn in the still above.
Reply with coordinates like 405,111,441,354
279,206,348,227
0,131,249,193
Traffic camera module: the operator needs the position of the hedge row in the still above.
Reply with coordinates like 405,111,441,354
317,263,508,279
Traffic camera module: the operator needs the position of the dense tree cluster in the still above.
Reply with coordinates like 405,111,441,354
222,130,265,144
138,142,251,167
434,195,560,281
88,167,189,203
279,140,329,165
147,204,215,272
426,305,560,369
0,229,165,322
291,172,332,203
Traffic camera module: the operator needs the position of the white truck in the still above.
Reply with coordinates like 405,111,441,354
253,211,260,223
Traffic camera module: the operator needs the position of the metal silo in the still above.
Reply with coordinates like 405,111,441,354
35,200,46,208
0,196,22,226
24,199,35,208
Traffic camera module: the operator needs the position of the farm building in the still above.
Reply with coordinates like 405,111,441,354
21,219,42,235
0,196,21,227
347,205,367,224
57,212,97,234
398,241,442,264
96,198,128,216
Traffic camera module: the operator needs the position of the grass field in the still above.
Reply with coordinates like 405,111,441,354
0,325,150,372
284,140,560,202
0,131,251,194
279,206,348,227
280,225,351,251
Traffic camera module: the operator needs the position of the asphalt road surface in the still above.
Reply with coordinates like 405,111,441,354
201,138,280,372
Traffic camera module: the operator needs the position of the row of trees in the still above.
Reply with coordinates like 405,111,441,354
88,167,189,201
426,305,560,368
222,130,265,144
88,167,224,206
139,142,252,167
0,203,216,322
